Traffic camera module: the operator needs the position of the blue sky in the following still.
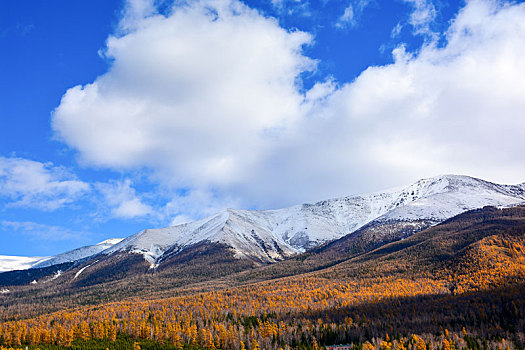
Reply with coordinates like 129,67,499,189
1,0,525,256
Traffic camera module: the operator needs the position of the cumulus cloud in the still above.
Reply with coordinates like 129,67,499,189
286,0,525,194
0,157,90,211
118,0,157,32
0,157,154,221
96,179,154,219
53,0,314,188
53,0,525,219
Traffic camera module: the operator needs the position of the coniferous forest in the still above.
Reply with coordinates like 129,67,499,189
1,206,525,350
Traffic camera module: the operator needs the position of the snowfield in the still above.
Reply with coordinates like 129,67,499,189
0,256,46,273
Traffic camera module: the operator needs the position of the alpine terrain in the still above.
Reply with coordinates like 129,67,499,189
1,175,525,350
1,174,524,287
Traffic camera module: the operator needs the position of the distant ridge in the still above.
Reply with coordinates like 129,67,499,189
0,238,123,272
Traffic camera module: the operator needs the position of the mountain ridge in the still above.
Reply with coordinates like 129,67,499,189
1,174,524,275
0,238,123,272
100,174,525,268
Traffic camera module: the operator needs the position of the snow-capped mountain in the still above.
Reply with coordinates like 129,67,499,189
375,175,525,222
0,256,46,273
2,175,523,275
0,239,123,272
33,238,123,268
103,175,525,265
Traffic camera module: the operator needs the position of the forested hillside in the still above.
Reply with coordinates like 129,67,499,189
1,206,524,349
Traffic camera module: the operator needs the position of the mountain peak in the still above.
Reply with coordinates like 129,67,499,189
96,238,123,246
96,175,525,267
2,175,524,274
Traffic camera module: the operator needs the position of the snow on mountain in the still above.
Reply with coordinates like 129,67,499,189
377,175,525,222
104,210,299,264
0,256,46,273
33,238,124,268
105,175,525,265
2,175,522,272
0,239,123,273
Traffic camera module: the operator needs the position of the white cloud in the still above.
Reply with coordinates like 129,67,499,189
336,0,371,29
270,0,311,17
53,0,314,190
337,5,355,27
96,179,154,219
0,157,156,221
288,0,525,193
165,187,241,225
402,0,437,37
118,0,157,32
1,221,89,241
391,22,403,38
0,157,90,211
53,0,525,219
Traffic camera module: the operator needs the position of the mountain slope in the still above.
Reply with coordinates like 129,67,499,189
0,256,45,273
1,174,523,287
2,204,525,339
103,175,525,267
33,238,123,269
323,205,525,291
233,204,525,295
0,239,123,273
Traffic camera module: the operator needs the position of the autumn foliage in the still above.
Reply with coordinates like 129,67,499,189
1,206,525,349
